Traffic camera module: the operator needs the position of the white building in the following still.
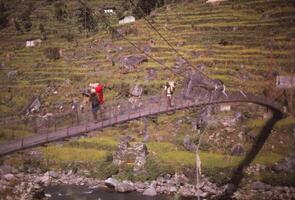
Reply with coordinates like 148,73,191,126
119,16,135,25
103,7,116,14
26,39,42,47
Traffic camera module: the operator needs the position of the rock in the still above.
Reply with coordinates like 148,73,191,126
251,181,271,190
145,68,157,81
120,54,148,73
143,186,157,196
26,97,42,114
230,143,245,156
116,181,135,193
7,70,18,80
105,178,119,188
129,84,143,97
3,174,15,181
178,186,194,197
183,135,196,152
113,140,148,173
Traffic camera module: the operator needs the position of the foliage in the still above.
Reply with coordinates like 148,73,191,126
203,167,232,186
16,3,33,32
39,23,47,40
145,156,175,180
76,3,97,32
260,172,295,187
90,161,119,179
54,2,68,22
44,47,61,60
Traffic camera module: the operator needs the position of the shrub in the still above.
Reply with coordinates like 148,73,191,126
54,2,68,22
145,156,175,180
203,167,232,186
260,172,295,187
91,161,119,179
44,47,61,60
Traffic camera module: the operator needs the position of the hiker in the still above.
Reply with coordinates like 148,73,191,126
89,88,100,121
164,81,175,107
89,82,104,105
80,88,100,121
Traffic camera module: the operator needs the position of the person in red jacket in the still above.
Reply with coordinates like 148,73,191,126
95,83,104,104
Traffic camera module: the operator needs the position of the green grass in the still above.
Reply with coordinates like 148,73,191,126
67,136,118,151
42,146,108,162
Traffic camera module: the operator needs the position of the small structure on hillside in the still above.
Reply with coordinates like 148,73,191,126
26,39,42,47
103,6,116,14
119,16,135,25
206,0,227,3
276,76,295,88
220,104,231,112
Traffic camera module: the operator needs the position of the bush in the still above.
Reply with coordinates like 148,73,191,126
203,167,232,186
44,47,61,60
54,2,68,22
145,156,175,180
260,172,295,187
91,161,119,179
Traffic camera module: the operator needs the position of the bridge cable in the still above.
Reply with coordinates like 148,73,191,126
101,18,186,78
128,0,212,82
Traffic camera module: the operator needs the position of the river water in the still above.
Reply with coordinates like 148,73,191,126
45,185,173,200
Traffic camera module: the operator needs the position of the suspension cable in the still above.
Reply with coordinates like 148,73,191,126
101,19,186,78
128,0,212,81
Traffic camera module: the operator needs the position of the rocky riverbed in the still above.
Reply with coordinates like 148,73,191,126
1,165,295,200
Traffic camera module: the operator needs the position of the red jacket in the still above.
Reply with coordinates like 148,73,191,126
95,84,104,104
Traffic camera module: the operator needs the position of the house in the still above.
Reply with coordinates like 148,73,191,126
26,39,42,47
276,76,295,88
119,16,135,25
220,104,231,112
103,6,116,14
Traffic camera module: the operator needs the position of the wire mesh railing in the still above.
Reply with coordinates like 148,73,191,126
0,90,284,156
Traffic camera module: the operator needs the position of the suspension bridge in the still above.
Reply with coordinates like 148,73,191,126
0,88,283,157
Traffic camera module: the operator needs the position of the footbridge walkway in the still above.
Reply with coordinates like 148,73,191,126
0,90,283,157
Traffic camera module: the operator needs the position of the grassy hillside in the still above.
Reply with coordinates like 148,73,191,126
1,0,295,186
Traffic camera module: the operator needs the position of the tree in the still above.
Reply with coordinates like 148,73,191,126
0,0,8,30
76,3,97,32
54,2,68,22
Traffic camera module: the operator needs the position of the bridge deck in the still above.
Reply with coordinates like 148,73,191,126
0,91,283,156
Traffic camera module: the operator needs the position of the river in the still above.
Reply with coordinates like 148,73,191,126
45,185,174,200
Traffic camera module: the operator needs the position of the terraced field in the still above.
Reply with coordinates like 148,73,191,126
0,0,295,188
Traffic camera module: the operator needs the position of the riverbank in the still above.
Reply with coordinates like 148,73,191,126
1,166,295,200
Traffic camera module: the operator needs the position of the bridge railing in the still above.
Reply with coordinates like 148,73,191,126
0,94,181,151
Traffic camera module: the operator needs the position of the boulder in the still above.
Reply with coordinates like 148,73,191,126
251,181,271,190
116,181,135,193
129,84,143,97
105,178,119,188
7,70,18,80
183,135,196,152
143,186,157,196
120,54,148,73
230,143,245,156
3,174,15,181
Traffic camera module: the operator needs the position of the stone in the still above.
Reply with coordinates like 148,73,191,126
230,143,245,156
183,135,196,152
120,54,148,73
116,181,135,193
129,84,143,97
3,174,15,181
7,70,18,80
251,181,271,190
143,186,157,196
105,178,119,188
146,68,157,81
